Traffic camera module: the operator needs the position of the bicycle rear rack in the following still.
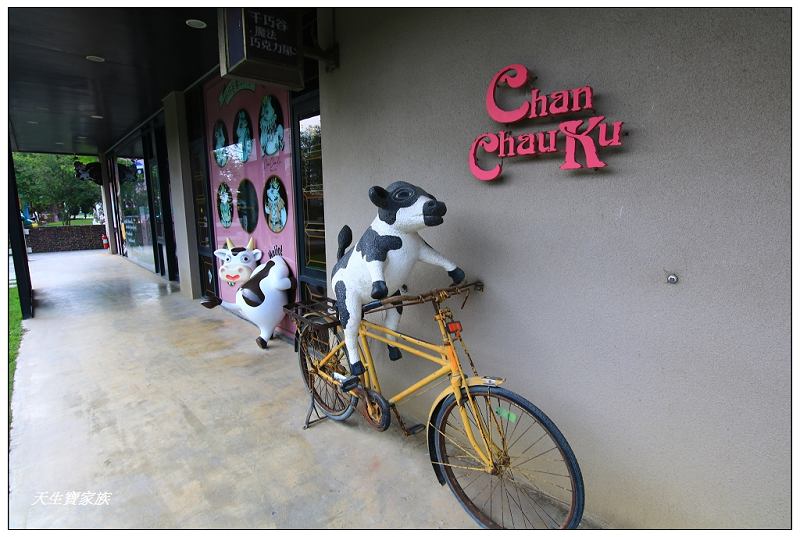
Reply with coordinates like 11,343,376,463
284,298,340,331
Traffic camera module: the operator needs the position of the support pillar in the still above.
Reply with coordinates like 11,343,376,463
98,152,118,254
163,91,202,299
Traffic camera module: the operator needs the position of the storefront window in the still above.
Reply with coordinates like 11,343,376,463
116,138,155,270
299,115,324,272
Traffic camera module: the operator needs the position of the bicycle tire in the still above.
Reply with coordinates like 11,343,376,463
297,314,357,421
431,385,584,529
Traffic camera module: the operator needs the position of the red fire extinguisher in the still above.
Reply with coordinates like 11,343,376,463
102,233,109,250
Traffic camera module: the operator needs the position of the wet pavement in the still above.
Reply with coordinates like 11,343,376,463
8,250,475,529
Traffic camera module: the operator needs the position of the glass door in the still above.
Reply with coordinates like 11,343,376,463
292,91,326,302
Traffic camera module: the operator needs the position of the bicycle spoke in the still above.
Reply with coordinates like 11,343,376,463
510,468,574,496
502,477,516,528
500,476,505,527
523,468,570,479
432,422,486,466
517,430,549,457
507,471,573,508
517,483,562,528
462,474,492,504
431,460,487,472
506,417,541,452
506,402,524,449
486,474,495,520
474,395,507,451
505,476,537,529
460,471,486,490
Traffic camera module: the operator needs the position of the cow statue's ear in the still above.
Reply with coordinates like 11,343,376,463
213,249,227,260
252,249,263,261
369,186,390,208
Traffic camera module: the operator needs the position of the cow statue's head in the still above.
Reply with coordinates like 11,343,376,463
214,237,262,287
368,181,448,232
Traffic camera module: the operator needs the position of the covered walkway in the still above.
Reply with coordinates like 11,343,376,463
9,251,474,528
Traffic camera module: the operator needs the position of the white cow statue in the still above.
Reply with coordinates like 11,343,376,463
331,181,465,389
203,239,293,350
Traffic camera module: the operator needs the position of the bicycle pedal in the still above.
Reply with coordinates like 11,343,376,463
340,375,360,392
407,423,425,435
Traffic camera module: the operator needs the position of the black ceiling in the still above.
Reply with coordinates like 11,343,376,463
9,7,220,156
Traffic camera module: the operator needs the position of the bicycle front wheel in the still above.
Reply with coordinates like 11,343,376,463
432,385,584,529
297,314,357,421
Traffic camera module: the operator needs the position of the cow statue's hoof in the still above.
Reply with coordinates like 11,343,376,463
371,280,389,299
388,345,403,361
448,267,466,285
256,337,268,349
201,296,222,309
349,360,366,376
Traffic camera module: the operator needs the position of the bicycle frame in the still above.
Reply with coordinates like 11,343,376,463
310,300,498,470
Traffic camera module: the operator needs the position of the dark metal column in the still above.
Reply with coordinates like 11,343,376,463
8,147,34,319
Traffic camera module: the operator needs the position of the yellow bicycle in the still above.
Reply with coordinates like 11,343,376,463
285,281,584,529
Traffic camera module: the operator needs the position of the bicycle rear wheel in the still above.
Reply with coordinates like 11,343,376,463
297,314,357,421
431,385,584,529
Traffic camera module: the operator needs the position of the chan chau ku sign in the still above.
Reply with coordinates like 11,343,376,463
469,64,624,181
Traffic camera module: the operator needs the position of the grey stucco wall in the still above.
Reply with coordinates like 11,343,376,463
319,8,789,528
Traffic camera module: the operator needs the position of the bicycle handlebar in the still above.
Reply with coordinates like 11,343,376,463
362,281,484,314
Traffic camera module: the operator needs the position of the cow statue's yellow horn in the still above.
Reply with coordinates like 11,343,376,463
225,237,234,250
246,237,255,251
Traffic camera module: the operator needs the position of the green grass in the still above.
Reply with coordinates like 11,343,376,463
9,286,23,425
43,218,95,227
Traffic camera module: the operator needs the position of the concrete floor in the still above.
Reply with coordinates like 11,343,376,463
9,250,475,529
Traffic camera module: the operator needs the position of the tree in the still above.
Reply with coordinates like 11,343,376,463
13,153,101,225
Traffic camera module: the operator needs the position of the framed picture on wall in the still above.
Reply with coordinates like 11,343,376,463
217,183,234,228
259,95,285,157
264,175,288,233
234,109,254,163
212,120,229,167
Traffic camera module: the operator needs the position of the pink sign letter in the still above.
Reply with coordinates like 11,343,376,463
486,64,530,124
469,133,502,181
559,116,607,170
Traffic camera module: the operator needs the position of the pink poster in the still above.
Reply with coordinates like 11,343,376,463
204,76,297,336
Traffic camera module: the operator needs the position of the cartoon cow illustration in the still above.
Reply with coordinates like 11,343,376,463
203,239,293,350
265,176,287,233
332,181,465,387
215,237,261,287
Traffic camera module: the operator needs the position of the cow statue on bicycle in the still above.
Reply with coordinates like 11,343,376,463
332,181,465,388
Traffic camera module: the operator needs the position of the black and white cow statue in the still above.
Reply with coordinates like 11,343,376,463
203,238,293,350
332,181,465,386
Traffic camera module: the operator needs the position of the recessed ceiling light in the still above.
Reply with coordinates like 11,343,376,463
27,121,39,125
77,136,87,140
185,19,207,29
91,115,104,119
55,142,65,146
85,55,106,63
